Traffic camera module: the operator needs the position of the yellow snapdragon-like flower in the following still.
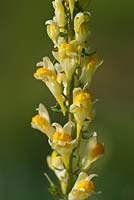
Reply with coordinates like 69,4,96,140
53,42,78,82
49,121,77,169
74,12,91,43
80,53,103,86
68,172,96,200
47,151,68,194
53,0,66,28
31,103,55,139
80,132,104,171
46,19,59,46
70,88,93,139
34,57,65,115
46,17,67,47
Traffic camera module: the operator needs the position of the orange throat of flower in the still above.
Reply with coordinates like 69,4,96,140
53,131,72,142
74,92,92,104
59,43,75,53
32,114,48,127
35,67,56,79
76,181,95,193
90,143,104,160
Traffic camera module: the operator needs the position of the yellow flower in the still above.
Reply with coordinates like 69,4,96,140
68,172,96,200
47,151,68,194
53,0,66,28
34,57,66,115
49,121,77,168
53,42,78,82
80,53,103,86
70,88,93,139
31,104,55,139
46,19,59,46
80,132,104,171
46,19,67,47
74,12,91,43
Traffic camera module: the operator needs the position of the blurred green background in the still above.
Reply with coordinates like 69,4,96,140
1,0,134,199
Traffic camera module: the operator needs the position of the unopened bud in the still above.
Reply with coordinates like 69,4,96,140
54,0,67,27
74,12,91,42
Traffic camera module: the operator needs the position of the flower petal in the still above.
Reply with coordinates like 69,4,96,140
37,103,50,123
63,121,74,136
52,122,63,132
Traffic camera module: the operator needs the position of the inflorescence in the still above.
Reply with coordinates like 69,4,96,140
31,0,104,199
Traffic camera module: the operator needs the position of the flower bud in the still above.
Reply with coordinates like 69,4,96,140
74,12,91,43
68,0,75,19
47,151,68,194
46,20,59,45
53,0,67,27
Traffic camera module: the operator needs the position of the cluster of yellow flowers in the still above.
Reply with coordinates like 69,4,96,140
31,0,104,199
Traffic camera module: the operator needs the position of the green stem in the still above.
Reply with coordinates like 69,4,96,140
62,2,76,197
66,155,73,194
66,76,74,195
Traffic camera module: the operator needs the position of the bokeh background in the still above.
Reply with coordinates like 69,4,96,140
1,0,134,199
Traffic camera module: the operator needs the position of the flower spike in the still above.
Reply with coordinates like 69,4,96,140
31,0,105,199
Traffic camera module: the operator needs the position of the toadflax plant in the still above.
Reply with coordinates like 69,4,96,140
31,0,104,199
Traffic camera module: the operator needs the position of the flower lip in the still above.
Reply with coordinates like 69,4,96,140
59,43,75,53
74,92,92,104
89,143,104,160
32,114,48,127
53,131,72,142
76,180,95,193
35,67,56,78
